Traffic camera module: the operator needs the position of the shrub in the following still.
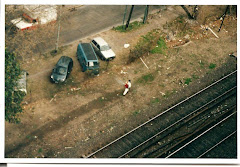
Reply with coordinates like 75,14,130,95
128,30,161,63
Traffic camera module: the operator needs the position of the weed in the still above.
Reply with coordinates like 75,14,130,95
198,60,205,68
151,98,160,103
137,73,155,84
133,110,141,115
192,74,199,79
159,84,165,87
38,148,43,153
209,63,216,69
191,75,197,80
113,21,144,32
190,54,197,57
184,78,192,85
163,91,171,98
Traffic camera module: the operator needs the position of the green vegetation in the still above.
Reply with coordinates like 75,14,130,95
133,110,141,115
184,78,192,85
137,73,155,84
192,74,199,79
38,148,43,153
113,21,144,32
198,60,205,68
128,29,162,63
163,90,171,98
209,63,216,69
151,37,167,55
151,98,160,104
5,48,25,123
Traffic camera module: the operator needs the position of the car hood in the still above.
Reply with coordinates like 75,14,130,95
101,49,116,59
52,73,66,82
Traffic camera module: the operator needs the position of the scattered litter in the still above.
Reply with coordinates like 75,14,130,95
65,147,73,149
205,26,219,38
160,92,165,96
140,57,149,69
71,87,81,91
50,94,57,103
124,44,130,48
167,67,170,70
120,70,127,74
34,136,38,139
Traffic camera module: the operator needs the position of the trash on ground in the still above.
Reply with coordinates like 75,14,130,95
124,44,130,48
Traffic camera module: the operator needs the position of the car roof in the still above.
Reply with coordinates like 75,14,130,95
57,56,72,67
93,37,108,46
79,43,98,61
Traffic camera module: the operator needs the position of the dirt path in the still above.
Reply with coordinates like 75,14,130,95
5,5,237,158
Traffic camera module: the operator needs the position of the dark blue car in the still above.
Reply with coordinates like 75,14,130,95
50,56,73,83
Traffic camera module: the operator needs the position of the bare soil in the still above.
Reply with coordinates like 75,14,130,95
5,5,237,158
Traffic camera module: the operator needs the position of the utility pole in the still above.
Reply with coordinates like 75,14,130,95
122,5,128,29
125,5,134,30
55,5,62,53
143,5,149,24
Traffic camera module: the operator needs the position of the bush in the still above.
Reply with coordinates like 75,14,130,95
5,48,25,123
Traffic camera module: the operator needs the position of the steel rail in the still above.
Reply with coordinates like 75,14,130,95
86,70,237,158
165,111,236,158
197,130,237,158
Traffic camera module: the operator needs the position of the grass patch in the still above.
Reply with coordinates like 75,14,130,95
137,73,155,84
151,98,160,104
192,74,199,80
209,63,216,69
151,37,167,55
38,148,43,153
133,110,141,116
163,91,171,98
184,78,192,85
198,60,205,68
113,21,144,32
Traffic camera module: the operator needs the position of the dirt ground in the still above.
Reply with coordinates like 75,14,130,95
5,5,237,158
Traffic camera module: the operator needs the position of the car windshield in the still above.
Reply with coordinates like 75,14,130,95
101,45,110,51
55,66,67,75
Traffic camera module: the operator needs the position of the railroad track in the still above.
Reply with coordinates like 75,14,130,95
86,70,237,158
164,111,237,158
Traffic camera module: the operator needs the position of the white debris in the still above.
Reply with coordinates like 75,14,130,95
120,70,127,74
140,57,149,69
71,87,81,91
124,44,130,48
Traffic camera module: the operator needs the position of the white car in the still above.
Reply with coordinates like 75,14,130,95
91,37,116,61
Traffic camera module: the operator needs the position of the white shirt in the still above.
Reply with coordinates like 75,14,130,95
128,81,131,88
